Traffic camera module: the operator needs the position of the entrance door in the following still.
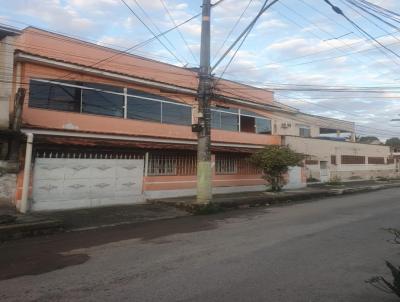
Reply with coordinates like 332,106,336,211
320,161,330,182
32,158,144,211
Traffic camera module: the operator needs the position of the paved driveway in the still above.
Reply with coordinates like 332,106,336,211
1,188,400,301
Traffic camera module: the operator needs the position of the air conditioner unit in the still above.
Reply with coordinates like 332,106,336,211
281,122,291,129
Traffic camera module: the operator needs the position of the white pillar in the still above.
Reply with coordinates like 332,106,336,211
350,132,356,142
144,152,149,177
20,133,33,213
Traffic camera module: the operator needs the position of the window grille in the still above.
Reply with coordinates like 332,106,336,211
147,154,196,176
368,157,385,165
215,154,260,175
341,155,365,164
331,155,337,165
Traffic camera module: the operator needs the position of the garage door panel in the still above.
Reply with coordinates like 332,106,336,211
63,179,91,200
115,179,142,196
34,160,66,180
33,158,144,211
116,161,143,177
91,160,118,179
32,179,65,202
89,178,116,198
64,160,93,179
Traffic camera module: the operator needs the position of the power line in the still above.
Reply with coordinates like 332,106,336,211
341,0,400,40
323,0,400,63
276,1,400,70
1,11,208,98
120,0,186,65
212,0,279,71
212,0,253,62
273,93,400,136
222,31,400,76
214,0,281,86
159,0,198,64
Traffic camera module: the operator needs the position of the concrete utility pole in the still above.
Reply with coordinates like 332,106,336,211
196,0,212,204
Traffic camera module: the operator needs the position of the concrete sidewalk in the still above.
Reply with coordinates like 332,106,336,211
0,203,189,241
1,179,399,241
150,180,400,211
0,204,62,241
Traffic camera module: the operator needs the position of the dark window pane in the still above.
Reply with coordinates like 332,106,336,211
300,127,311,137
240,115,255,133
256,118,271,134
84,82,123,93
29,80,81,112
127,96,161,122
82,89,124,117
128,88,163,100
221,112,238,131
162,103,191,125
241,109,262,118
211,110,221,129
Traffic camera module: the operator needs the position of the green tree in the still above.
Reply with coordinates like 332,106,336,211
250,145,304,192
358,136,382,144
386,137,400,148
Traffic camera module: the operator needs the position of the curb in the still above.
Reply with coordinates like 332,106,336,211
0,218,63,242
153,183,400,212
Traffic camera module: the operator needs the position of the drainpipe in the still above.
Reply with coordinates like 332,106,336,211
20,133,33,213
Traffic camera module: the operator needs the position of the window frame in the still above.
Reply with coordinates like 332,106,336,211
211,106,271,134
29,78,192,125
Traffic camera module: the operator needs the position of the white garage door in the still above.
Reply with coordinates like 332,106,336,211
32,158,144,211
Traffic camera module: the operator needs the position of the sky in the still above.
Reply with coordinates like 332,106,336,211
1,0,400,140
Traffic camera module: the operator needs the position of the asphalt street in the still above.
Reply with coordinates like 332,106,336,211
1,188,400,302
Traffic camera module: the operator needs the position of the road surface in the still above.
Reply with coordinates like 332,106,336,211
1,188,400,301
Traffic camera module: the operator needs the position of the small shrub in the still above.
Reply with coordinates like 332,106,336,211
326,176,342,186
250,146,304,192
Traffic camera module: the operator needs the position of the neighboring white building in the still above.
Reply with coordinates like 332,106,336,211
283,136,398,182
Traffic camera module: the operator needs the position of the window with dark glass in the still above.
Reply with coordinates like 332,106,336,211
82,89,124,117
162,102,192,125
240,110,271,134
240,115,255,132
255,118,272,134
211,107,238,131
127,96,161,122
84,82,124,94
29,79,191,125
299,126,311,138
29,80,81,112
127,88,191,125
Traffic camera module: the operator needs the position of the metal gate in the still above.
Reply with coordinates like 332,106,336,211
32,157,144,211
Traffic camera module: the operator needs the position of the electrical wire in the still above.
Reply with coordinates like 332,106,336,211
323,0,400,62
159,0,198,64
120,0,186,65
212,0,279,71
212,0,254,62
